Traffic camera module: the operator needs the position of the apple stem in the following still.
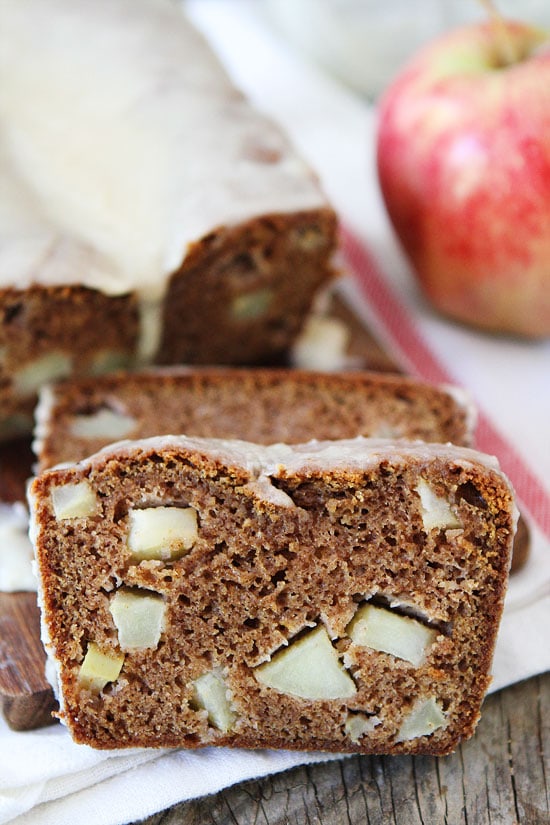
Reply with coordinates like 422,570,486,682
478,0,521,66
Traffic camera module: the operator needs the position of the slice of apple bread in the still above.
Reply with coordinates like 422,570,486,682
28,435,516,754
33,367,475,471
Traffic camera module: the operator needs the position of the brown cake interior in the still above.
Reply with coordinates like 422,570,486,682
35,368,472,471
30,437,515,755
158,211,337,366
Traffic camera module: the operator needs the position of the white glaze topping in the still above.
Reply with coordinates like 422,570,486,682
0,0,326,355
0,502,36,592
59,434,507,489
31,385,55,470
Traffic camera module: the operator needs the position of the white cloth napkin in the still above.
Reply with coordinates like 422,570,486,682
1,1,549,823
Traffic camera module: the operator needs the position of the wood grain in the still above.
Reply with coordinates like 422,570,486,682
138,672,550,825
0,592,58,730
0,438,59,729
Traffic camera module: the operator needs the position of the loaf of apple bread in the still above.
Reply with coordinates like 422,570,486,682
28,435,516,754
33,367,475,471
0,0,336,437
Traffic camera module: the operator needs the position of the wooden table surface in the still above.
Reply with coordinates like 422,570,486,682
140,671,549,825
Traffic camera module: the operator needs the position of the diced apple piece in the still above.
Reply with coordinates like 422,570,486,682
294,225,326,251
191,669,236,732
13,352,72,397
51,480,98,520
291,315,350,372
347,604,437,667
70,408,136,440
254,625,356,700
78,643,125,692
109,588,166,650
344,712,381,743
89,349,133,375
231,288,273,321
416,478,461,531
127,506,198,561
396,697,447,742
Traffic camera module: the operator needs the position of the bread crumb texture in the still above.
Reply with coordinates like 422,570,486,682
29,437,516,755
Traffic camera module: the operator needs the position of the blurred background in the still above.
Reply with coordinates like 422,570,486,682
263,0,550,98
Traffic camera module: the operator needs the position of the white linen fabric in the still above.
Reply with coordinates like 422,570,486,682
1,1,548,822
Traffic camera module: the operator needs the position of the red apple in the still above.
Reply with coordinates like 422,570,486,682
376,20,550,338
